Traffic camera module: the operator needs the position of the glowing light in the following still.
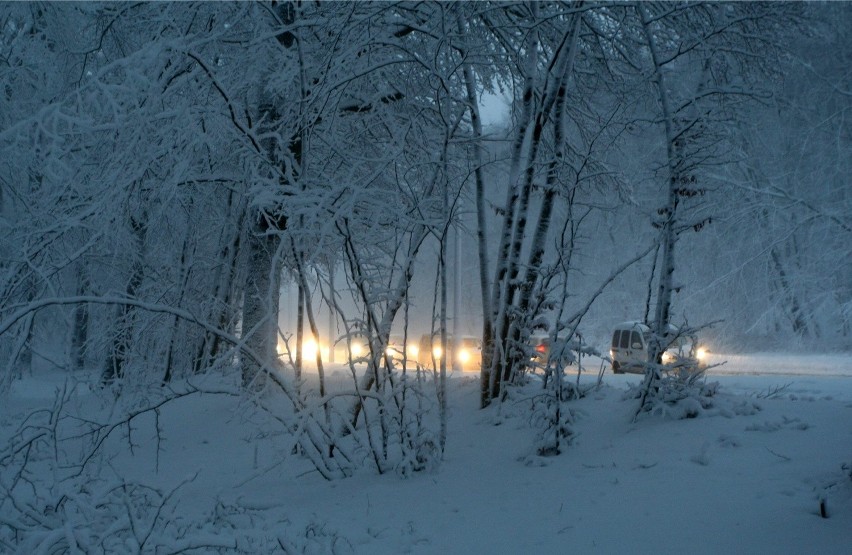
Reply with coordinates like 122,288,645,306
458,349,471,364
696,347,708,361
303,339,318,361
661,351,673,364
407,345,419,357
350,343,364,357
432,346,442,359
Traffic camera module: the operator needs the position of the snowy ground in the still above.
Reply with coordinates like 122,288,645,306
2,353,850,554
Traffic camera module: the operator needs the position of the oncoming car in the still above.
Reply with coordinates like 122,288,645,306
609,321,708,374
417,334,482,372
277,333,368,364
385,335,420,362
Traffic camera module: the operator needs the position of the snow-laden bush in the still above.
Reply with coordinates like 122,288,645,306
5,476,246,554
0,381,362,554
530,386,575,458
497,375,578,460
628,366,719,420
0,385,228,553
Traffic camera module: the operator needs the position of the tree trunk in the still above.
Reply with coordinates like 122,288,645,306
195,191,246,374
637,3,682,411
505,10,582,383
102,213,147,386
484,4,540,406
488,6,581,401
457,23,494,407
240,215,282,388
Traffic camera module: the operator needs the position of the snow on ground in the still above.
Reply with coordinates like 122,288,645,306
2,353,851,554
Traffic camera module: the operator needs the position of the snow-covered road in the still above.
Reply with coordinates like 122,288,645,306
703,352,852,377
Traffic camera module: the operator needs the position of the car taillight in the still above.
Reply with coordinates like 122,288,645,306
535,344,547,353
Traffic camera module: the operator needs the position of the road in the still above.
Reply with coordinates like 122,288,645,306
702,352,852,378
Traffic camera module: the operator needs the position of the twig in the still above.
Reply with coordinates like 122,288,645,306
755,382,792,399
765,447,790,461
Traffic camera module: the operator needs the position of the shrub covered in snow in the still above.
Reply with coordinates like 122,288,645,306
628,366,719,420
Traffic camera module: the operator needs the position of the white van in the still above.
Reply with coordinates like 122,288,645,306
609,321,707,374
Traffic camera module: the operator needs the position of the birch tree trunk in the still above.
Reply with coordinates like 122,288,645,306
486,2,584,403
506,9,582,385
484,3,541,405
636,2,681,409
457,16,495,408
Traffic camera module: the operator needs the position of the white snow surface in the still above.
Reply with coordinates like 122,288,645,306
2,353,851,554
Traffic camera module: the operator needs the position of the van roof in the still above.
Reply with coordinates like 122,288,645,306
614,322,683,336
614,321,650,332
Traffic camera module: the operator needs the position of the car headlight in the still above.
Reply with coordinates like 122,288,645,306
303,339,318,360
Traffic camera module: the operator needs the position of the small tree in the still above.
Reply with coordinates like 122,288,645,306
629,1,795,412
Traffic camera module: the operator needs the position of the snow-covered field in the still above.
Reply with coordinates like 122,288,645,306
2,353,850,554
